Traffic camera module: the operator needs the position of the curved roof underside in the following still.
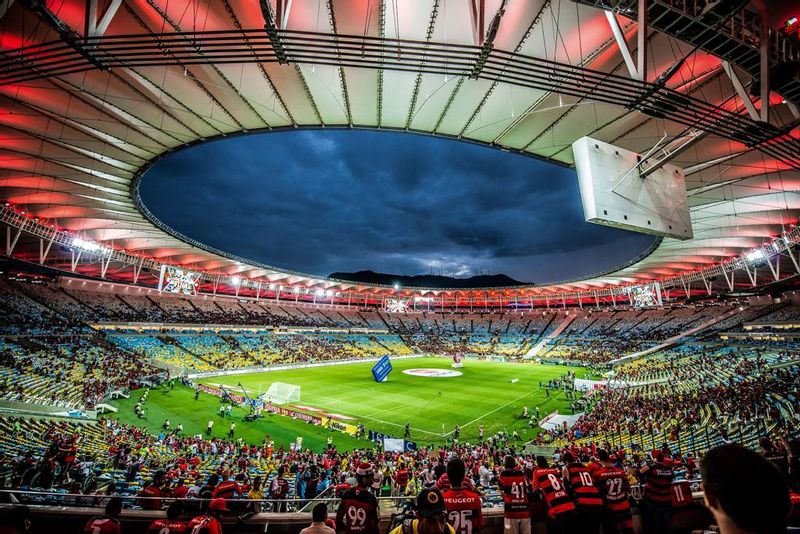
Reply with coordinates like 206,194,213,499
0,0,799,298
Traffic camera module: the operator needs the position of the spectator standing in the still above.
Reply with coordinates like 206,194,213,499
336,462,380,534
593,450,633,534
441,458,483,534
531,456,576,533
498,456,530,534
561,452,602,533
269,467,290,513
640,452,674,534
187,497,227,534
388,489,455,534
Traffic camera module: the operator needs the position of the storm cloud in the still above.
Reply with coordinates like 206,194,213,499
140,129,654,283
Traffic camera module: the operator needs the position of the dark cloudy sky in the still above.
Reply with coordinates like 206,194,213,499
140,130,654,284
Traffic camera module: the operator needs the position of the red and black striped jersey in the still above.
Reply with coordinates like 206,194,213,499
531,468,576,519
336,486,381,534
644,463,674,504
593,466,631,514
565,463,603,508
498,468,529,519
442,488,484,534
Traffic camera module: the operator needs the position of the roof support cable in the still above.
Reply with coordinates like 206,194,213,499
260,0,289,65
19,0,107,72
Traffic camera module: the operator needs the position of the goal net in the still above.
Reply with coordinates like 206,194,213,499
262,382,300,405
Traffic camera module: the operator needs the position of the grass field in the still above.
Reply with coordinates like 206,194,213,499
110,357,586,451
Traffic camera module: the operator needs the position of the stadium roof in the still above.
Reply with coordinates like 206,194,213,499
1,0,799,303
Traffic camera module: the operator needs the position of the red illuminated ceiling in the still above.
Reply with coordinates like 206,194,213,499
0,0,798,298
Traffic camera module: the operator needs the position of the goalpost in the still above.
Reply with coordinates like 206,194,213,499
261,382,301,405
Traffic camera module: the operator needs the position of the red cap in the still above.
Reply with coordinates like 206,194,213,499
209,498,229,512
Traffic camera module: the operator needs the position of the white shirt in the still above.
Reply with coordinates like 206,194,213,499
479,466,491,487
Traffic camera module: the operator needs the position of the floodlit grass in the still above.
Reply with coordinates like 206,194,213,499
111,357,586,451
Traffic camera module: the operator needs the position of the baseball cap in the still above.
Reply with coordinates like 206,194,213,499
209,498,229,512
416,489,447,518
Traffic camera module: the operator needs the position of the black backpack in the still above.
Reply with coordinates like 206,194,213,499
386,499,416,534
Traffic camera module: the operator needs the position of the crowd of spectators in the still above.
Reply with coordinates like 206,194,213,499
1,410,798,534
0,335,160,409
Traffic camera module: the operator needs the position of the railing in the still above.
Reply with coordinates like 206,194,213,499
0,490,503,515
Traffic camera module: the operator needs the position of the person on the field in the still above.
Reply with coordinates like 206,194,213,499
699,444,791,534
442,458,483,534
84,497,122,534
146,500,188,534
206,420,213,435
188,497,227,534
336,462,380,534
498,455,530,534
228,422,235,438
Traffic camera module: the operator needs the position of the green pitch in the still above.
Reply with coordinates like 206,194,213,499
109,357,586,452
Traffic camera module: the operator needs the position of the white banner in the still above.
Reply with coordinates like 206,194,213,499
573,378,606,391
383,437,405,452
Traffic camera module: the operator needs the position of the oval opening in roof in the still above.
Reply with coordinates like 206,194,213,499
137,129,656,287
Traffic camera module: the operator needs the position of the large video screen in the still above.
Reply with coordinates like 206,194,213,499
385,298,410,313
626,282,662,308
158,265,201,295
